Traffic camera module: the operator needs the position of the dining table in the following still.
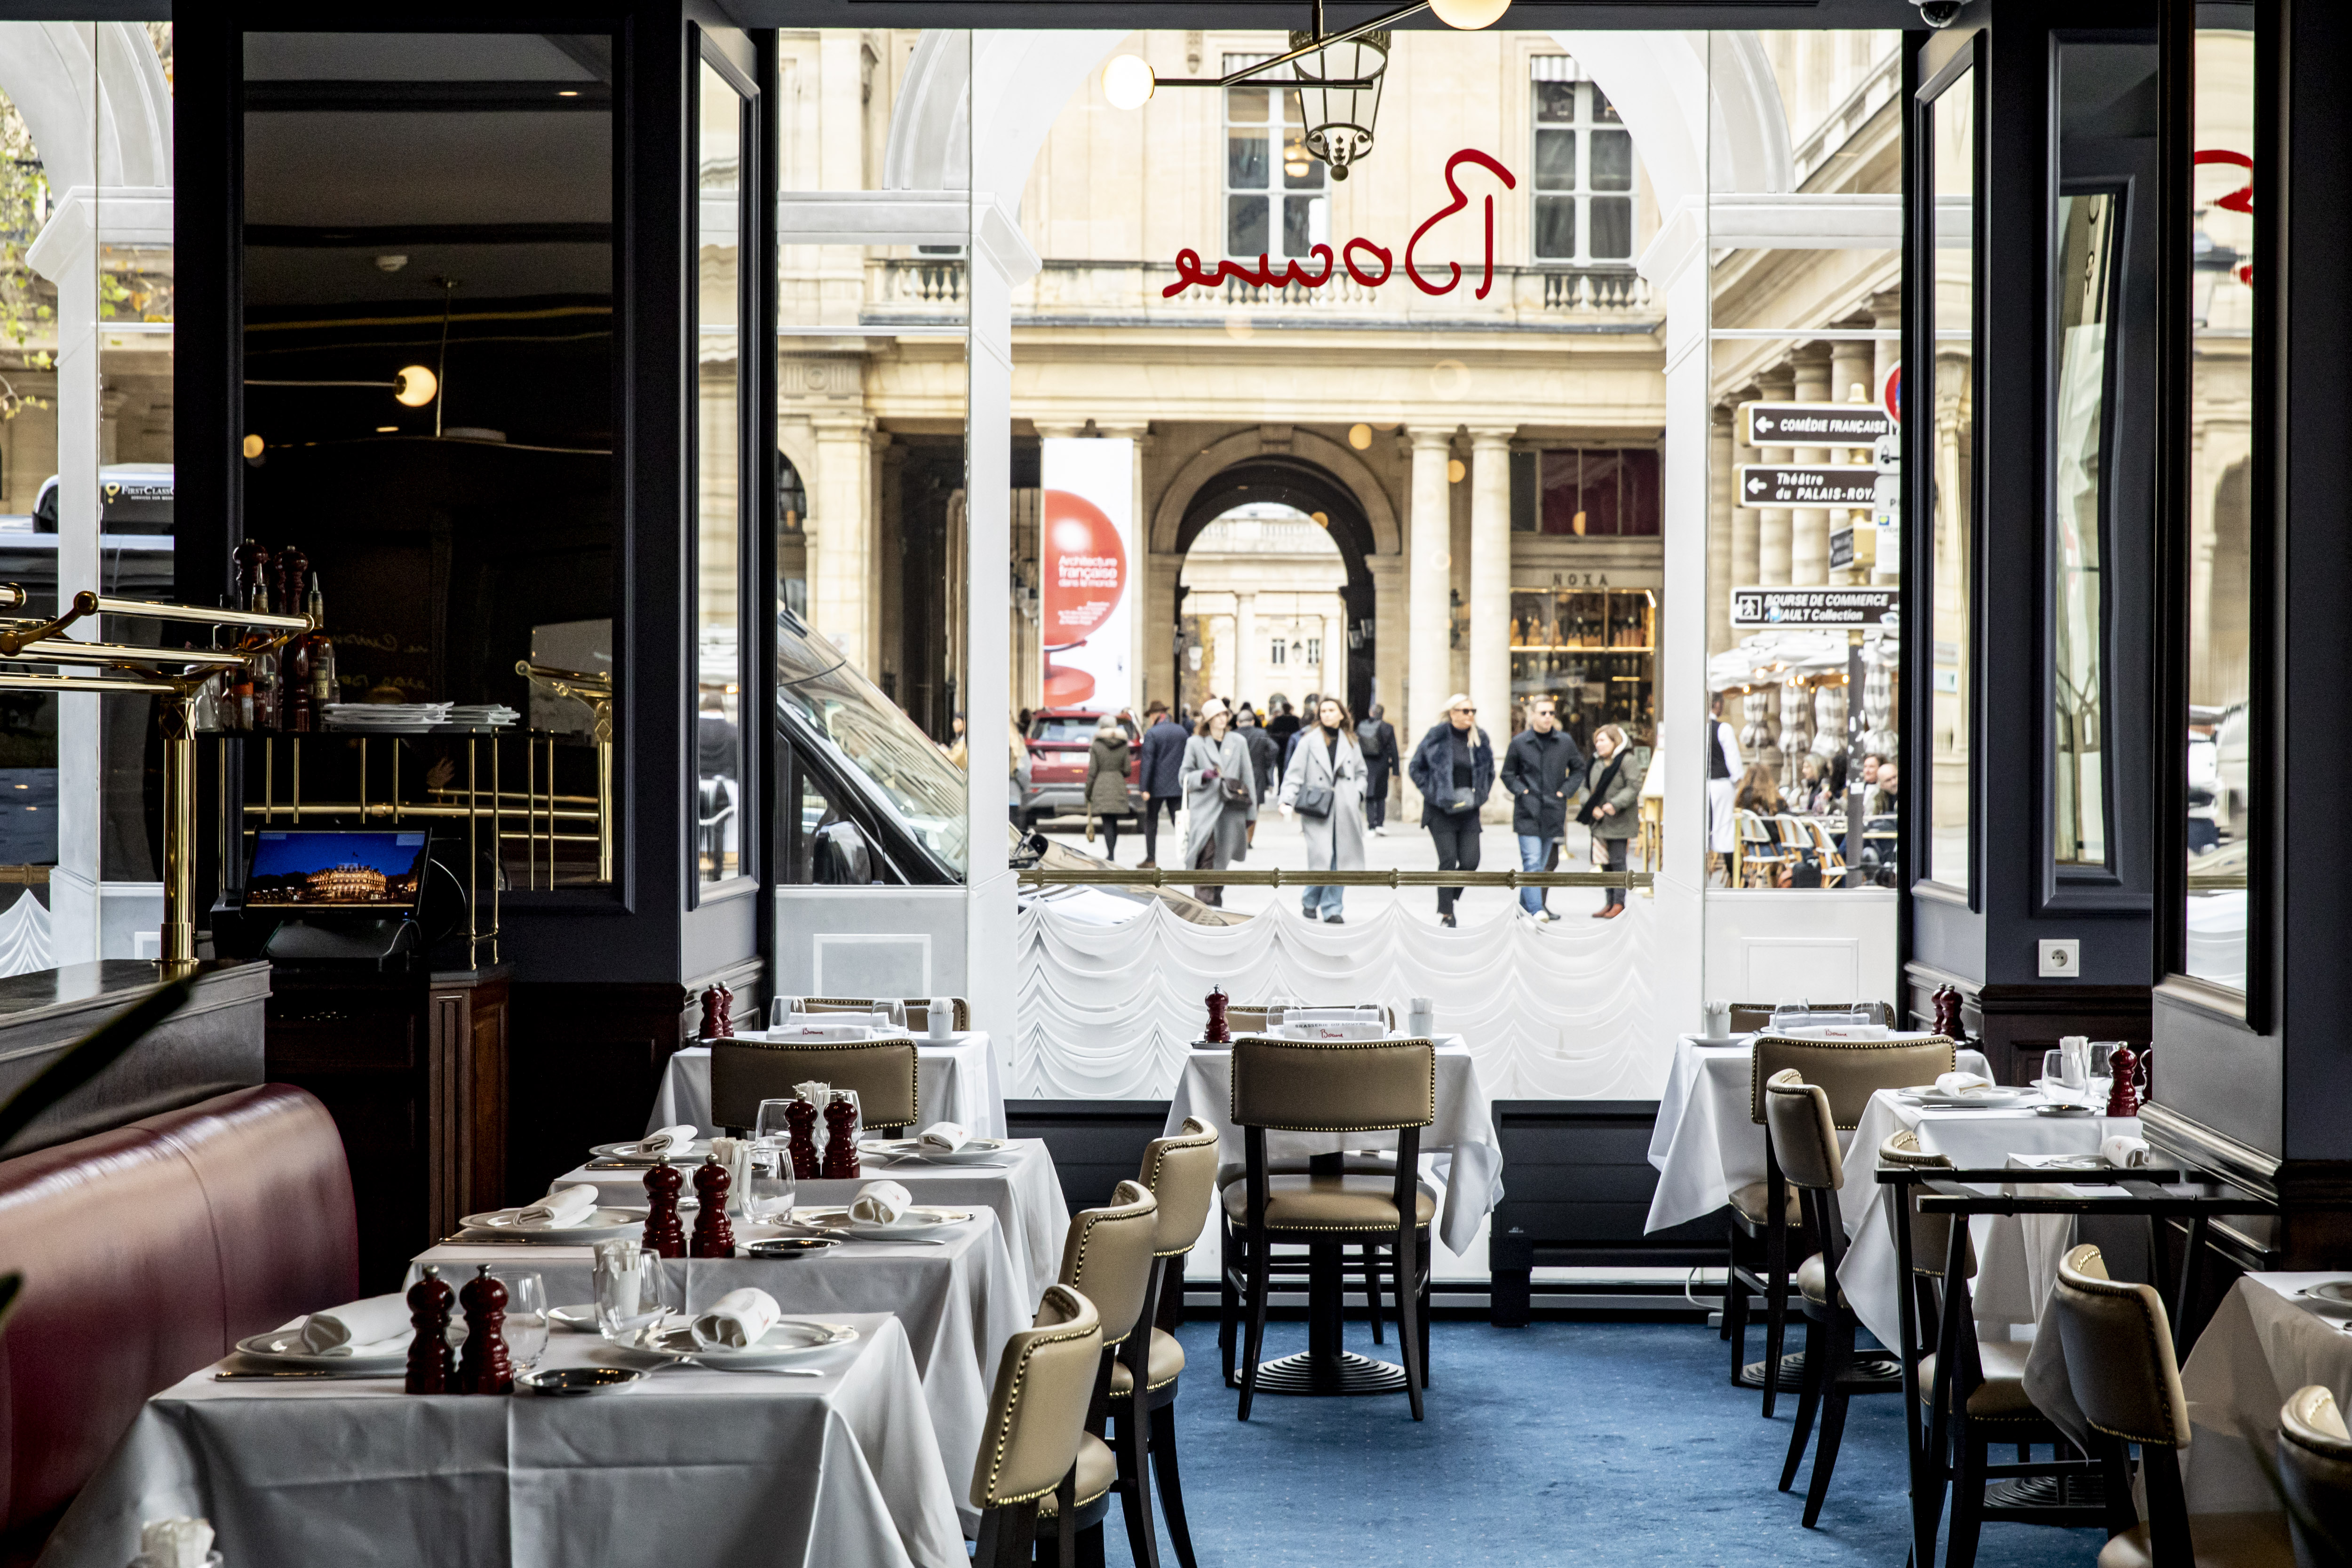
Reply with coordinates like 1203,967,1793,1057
37,1312,967,1568
410,1208,1024,1533
548,1138,1070,1307
649,1032,1006,1142
2176,1272,2352,1514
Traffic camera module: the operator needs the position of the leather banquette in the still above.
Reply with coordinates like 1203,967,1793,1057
0,1084,357,1552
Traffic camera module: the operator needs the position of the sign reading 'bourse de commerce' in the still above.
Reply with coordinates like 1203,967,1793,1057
1736,465,1882,508
1740,402,1898,446
1730,585,1902,629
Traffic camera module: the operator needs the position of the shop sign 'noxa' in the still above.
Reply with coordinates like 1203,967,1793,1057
1165,148,1514,298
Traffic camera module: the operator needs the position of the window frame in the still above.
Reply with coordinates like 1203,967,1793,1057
1222,63,1328,264
1529,67,1637,268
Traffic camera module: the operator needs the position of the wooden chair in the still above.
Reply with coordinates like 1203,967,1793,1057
2280,1385,2352,1568
1110,1117,1219,1568
1881,1131,2107,1568
1052,1181,1163,1568
2051,1244,2293,1568
796,995,970,1032
1736,809,1789,886
970,1284,1108,1568
708,1035,919,1133
1726,1030,1953,1411
1223,1034,1435,1421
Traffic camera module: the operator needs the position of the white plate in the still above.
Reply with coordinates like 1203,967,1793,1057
644,1319,859,1367
1689,1034,1746,1049
459,1205,645,1244
235,1330,410,1371
591,1138,711,1163
860,1137,1009,1166
799,1204,974,1239
2300,1281,2352,1316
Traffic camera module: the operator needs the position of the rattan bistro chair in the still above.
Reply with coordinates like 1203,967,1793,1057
708,1035,919,1134
2052,1245,2294,1568
1053,1181,1164,1568
800,994,970,1033
1223,1035,1436,1422
971,1284,1109,1568
1110,1118,1218,1568
1727,1029,1954,1414
2281,1385,2352,1568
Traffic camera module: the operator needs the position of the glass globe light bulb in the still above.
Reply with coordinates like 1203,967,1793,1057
1103,55,1155,111
392,365,438,407
1428,0,1512,28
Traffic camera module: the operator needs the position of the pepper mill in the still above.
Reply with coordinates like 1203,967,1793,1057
785,1096,820,1179
699,986,727,1041
715,980,735,1036
642,1157,687,1258
2104,1043,2143,1118
1204,985,1230,1044
821,1096,860,1178
1931,984,1963,1041
691,1155,737,1257
404,1264,455,1394
456,1264,513,1395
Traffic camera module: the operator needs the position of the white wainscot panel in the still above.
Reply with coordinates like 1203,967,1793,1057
1702,888,1898,1009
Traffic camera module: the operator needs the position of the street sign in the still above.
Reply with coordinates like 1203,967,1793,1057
1737,464,1882,508
1740,401,1898,446
1730,585,1901,628
1829,527,1855,571
1882,363,1902,423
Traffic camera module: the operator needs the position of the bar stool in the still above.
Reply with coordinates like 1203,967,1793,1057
970,1284,1107,1568
1053,1180,1163,1568
2051,1244,2293,1567
709,1035,918,1133
1110,1116,1218,1568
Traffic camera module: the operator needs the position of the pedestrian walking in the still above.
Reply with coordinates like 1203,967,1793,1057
1264,697,1300,774
1280,695,1369,923
1580,723,1649,919
1501,696,1584,922
1083,714,1134,861
1355,703,1398,832
1237,706,1280,846
1407,693,1494,927
1135,700,1186,867
1180,697,1256,906
1281,692,1322,774
1705,691,1742,884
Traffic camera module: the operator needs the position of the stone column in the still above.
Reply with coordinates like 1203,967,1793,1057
1790,344,1834,586
1406,429,1454,815
1468,428,1516,745
1708,404,1736,659
1756,366,1796,586
1234,590,1257,714
811,414,875,670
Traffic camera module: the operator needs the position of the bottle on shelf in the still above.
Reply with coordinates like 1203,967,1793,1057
284,571,336,732
238,554,280,734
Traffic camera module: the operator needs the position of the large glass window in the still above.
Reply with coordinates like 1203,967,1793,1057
1224,69,1325,262
695,50,750,885
1924,62,1976,894
1531,64,1634,265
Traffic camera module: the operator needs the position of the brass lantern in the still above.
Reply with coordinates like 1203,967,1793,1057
1289,29,1389,181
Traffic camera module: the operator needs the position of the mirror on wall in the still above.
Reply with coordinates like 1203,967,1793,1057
695,50,750,887
1923,61,1976,897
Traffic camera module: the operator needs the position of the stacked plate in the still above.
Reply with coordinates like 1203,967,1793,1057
446,704,519,727
324,702,452,731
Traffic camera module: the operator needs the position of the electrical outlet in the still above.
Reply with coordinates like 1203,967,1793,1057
2039,939,2081,979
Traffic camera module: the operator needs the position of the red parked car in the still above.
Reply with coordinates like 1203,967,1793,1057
1017,708,1141,829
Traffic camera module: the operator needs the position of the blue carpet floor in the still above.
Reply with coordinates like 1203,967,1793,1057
1071,1317,2108,1568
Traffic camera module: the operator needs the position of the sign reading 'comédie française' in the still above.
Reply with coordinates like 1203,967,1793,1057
1736,465,1881,508
1740,401,1897,446
1730,585,1902,629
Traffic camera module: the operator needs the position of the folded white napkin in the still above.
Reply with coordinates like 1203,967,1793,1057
850,1179,914,1224
709,1135,749,1213
771,1019,871,1041
2101,1134,2153,1169
298,1293,412,1355
919,1122,970,1153
795,1079,831,1106
1278,1020,1386,1040
517,1185,599,1230
691,1287,781,1350
639,1124,698,1157
1933,1071,1995,1097
137,1518,215,1568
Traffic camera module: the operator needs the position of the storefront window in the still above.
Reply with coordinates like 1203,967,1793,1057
1924,62,1977,894
1509,585,1653,752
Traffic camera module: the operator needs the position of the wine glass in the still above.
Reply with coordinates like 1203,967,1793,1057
755,1097,797,1146
881,999,908,1030
769,995,803,1033
2090,1043,2119,1083
745,1143,798,1226
2042,1049,2065,1091
592,1244,673,1345
493,1270,549,1371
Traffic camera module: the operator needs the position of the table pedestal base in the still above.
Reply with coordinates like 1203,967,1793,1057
1738,1351,1901,1391
1248,1350,1411,1397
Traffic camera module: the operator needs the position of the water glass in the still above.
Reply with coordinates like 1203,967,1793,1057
745,1143,798,1226
754,1096,797,1146
2090,1043,2119,1082
592,1244,673,1345
769,995,803,1033
493,1270,549,1371
880,999,908,1030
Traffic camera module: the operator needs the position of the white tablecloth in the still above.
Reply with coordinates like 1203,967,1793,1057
1642,1035,1992,1233
410,1209,1025,1533
652,1035,1005,1140
549,1140,1070,1307
1162,1038,1502,1255
38,1313,964,1568
2179,1273,2352,1513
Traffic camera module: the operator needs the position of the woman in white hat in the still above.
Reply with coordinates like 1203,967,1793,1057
1179,697,1256,906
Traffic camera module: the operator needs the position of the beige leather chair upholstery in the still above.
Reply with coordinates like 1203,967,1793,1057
709,1036,919,1131
2054,1245,2295,1568
971,1284,1112,1568
1749,1035,1956,1128
1230,1035,1434,1131
803,995,970,1033
1058,1181,1160,1349
1763,1069,1842,1191
1111,1118,1216,1568
2281,1385,2352,1568
1139,1118,1221,1260
1878,1130,1977,1280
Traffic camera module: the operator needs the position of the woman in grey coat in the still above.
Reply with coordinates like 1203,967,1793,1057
1180,697,1256,907
1279,695,1368,923
1577,722,1651,919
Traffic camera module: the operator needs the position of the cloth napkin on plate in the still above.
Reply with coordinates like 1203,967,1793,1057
137,1518,215,1568
918,1122,969,1153
1933,1071,1996,1097
639,1124,697,1157
691,1287,781,1350
2101,1134,2153,1168
850,1180,914,1224
298,1293,411,1355
518,1185,599,1230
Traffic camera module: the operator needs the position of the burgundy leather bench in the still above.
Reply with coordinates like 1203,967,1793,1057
0,1084,357,1557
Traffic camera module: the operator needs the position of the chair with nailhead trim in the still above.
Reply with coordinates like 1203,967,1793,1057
970,1284,1106,1568
1048,1181,1162,1568
1110,1117,1219,1568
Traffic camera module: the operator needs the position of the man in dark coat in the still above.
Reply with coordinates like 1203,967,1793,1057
1406,693,1495,927
1280,692,1321,776
1355,703,1398,833
1500,697,1585,921
1136,700,1187,867
1237,707,1281,845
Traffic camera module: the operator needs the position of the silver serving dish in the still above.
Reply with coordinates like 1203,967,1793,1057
744,1236,839,1259
518,1365,646,1396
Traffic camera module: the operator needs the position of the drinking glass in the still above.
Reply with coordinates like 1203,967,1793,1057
769,995,803,1033
2042,1049,2064,1089
493,1270,549,1371
592,1245,673,1345
879,1000,907,1030
2090,1043,2119,1081
755,1097,797,1146
745,1143,798,1226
